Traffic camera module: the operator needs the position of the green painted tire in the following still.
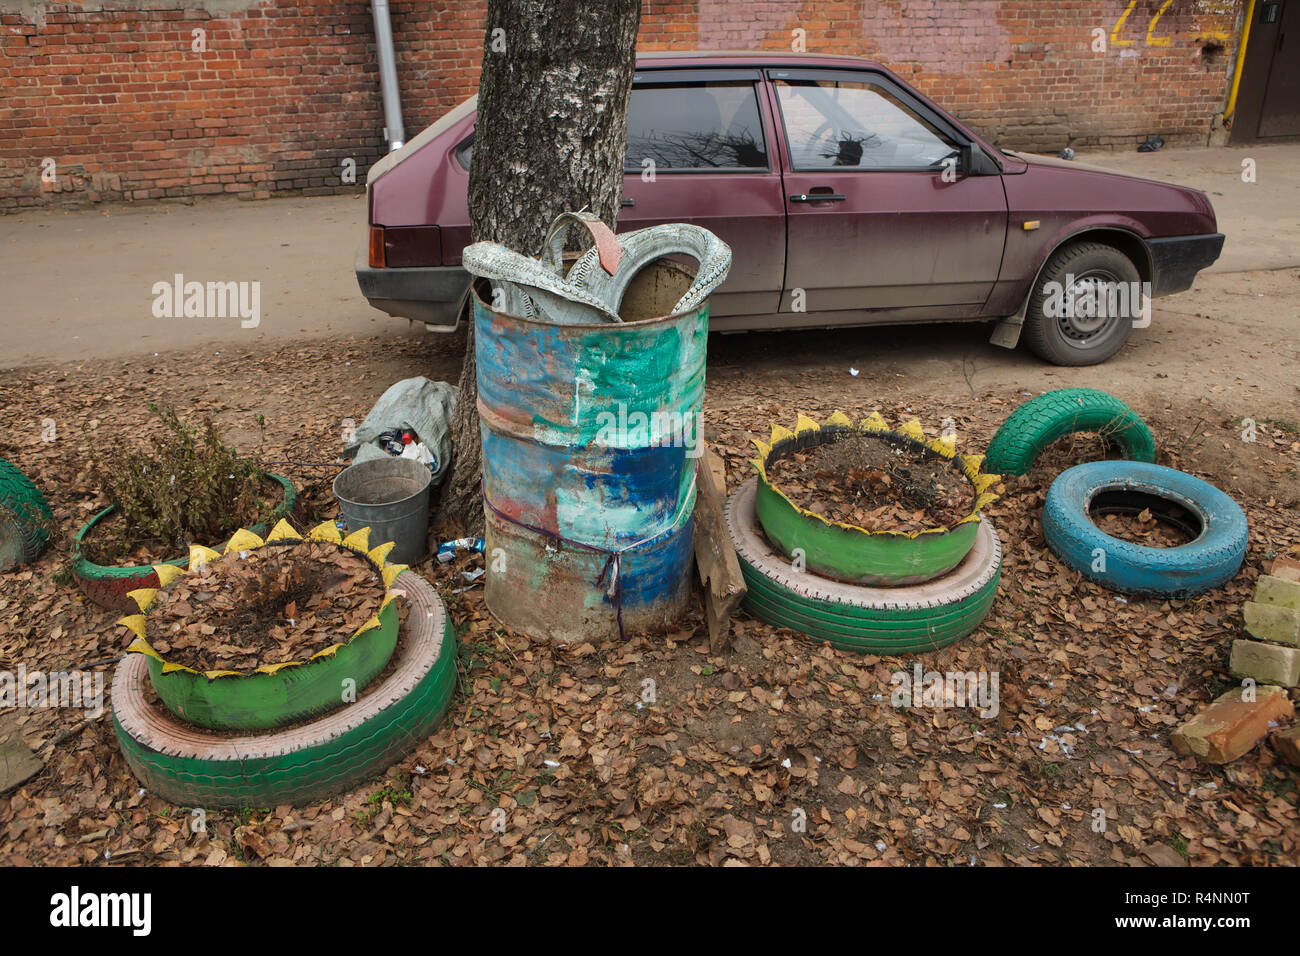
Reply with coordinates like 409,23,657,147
112,570,457,809
71,472,296,613
984,388,1155,476
728,479,1001,654
146,599,400,731
755,474,979,586
0,457,54,570
752,420,996,586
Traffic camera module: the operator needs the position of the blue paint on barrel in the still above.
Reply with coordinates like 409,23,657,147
480,422,692,543
474,263,707,641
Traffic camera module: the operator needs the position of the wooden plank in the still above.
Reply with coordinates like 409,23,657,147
0,711,43,795
694,447,746,653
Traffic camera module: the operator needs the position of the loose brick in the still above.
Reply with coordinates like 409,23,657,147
1255,575,1300,611
1171,685,1294,764
1243,601,1300,647
1272,725,1300,768
1229,639,1300,688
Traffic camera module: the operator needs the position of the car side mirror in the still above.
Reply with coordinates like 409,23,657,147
959,143,999,176
958,143,974,174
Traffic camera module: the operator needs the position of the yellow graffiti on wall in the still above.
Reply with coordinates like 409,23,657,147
1109,0,1234,47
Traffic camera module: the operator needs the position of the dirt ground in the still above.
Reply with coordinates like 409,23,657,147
1,262,1297,865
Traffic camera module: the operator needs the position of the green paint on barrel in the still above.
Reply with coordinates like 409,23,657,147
475,262,706,643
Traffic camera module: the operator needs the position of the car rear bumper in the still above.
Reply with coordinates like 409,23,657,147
354,240,469,329
1146,233,1225,297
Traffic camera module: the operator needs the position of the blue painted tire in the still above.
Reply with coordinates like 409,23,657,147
1042,461,1247,598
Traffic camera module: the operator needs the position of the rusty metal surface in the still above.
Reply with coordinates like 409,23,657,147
472,240,716,641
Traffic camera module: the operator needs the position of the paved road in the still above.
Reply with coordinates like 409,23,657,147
1,143,1297,369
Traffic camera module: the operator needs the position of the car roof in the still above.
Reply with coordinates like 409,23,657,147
633,50,889,72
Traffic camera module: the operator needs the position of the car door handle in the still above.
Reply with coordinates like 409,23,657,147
621,198,635,207
789,193,846,203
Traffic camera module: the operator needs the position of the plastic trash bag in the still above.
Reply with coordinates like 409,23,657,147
344,377,457,485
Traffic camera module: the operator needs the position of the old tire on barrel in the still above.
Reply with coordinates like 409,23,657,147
112,570,456,809
727,479,1001,654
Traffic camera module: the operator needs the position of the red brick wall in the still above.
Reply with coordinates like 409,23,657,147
0,0,1244,212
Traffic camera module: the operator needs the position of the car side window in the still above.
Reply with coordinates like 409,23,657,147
773,77,956,171
625,81,768,171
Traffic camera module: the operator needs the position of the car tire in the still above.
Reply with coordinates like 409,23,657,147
1042,461,1248,598
985,388,1155,476
727,478,1001,654
1023,241,1142,366
112,569,458,809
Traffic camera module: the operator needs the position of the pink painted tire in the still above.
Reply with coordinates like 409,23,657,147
111,570,457,808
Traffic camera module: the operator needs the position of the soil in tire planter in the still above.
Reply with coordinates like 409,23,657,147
138,597,412,740
146,540,386,673
766,432,974,533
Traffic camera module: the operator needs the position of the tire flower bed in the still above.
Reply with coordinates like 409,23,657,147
73,473,296,614
751,412,1000,586
117,519,405,731
111,566,457,810
728,477,1003,654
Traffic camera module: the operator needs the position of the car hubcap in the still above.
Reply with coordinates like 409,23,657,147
1057,269,1121,349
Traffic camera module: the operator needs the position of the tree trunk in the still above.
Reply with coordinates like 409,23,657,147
438,0,642,536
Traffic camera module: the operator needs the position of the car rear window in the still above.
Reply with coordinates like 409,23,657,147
625,81,768,172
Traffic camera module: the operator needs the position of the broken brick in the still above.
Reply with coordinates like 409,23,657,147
1268,555,1300,583
1272,725,1300,768
1171,685,1294,764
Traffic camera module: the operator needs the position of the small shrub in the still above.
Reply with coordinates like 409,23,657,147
93,405,277,555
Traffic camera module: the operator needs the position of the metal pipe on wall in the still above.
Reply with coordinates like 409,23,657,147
371,0,406,151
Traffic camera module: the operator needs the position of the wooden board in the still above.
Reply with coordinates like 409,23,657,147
693,447,746,653
0,711,43,794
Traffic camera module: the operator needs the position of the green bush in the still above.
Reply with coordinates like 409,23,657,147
96,405,278,552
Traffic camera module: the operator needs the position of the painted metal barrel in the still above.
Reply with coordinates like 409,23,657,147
476,261,706,643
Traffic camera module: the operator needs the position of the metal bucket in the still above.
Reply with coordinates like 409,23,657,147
333,457,432,565
476,260,706,642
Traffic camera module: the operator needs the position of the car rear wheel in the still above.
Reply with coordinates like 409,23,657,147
1023,241,1142,366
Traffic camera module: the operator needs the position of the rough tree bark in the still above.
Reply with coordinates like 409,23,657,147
438,0,643,535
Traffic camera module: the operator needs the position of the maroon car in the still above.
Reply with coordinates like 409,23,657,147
356,51,1223,366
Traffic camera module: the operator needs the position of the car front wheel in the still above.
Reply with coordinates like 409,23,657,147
1022,241,1142,366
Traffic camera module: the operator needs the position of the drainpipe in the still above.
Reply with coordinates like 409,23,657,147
1223,0,1257,123
371,0,406,151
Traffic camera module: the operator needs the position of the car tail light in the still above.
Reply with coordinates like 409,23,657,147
369,225,443,269
368,226,386,268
